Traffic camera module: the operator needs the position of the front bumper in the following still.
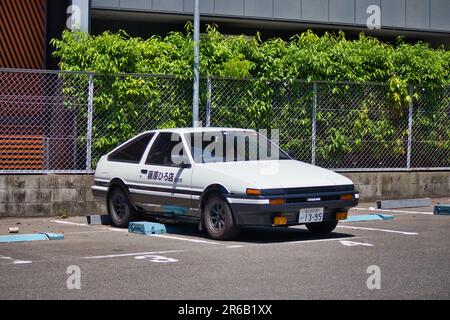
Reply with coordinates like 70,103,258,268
226,187,359,226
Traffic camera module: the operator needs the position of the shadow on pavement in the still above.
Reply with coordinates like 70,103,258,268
137,216,355,244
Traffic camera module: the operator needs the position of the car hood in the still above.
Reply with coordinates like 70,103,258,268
195,160,354,192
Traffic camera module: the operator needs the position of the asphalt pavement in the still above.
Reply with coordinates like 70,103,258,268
0,202,449,300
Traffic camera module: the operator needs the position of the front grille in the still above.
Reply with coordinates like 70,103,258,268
283,185,354,195
285,195,341,204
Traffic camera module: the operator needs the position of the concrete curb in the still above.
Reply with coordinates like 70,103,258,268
376,198,431,209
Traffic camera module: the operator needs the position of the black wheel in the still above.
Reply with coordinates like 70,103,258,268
306,220,338,234
108,186,137,228
203,195,239,240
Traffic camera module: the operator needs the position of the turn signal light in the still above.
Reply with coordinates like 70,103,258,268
336,212,348,220
246,188,261,196
269,199,285,205
274,216,287,225
340,194,353,201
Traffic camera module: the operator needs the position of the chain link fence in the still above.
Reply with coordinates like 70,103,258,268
1,68,449,173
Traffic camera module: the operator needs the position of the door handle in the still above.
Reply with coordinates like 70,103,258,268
141,169,148,174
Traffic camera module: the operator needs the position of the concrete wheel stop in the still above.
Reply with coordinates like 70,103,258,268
434,204,450,215
128,221,167,235
344,214,394,222
86,215,113,225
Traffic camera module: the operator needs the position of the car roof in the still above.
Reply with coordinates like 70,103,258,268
144,127,256,134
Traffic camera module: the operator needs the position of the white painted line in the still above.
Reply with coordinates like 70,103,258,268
151,234,222,245
13,260,32,264
337,225,418,235
64,230,111,235
51,220,88,226
259,236,358,246
353,207,433,215
227,245,244,248
340,240,374,247
1,255,32,265
84,250,185,260
107,228,128,232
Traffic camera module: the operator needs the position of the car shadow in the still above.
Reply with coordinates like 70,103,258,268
140,217,355,244
235,226,354,244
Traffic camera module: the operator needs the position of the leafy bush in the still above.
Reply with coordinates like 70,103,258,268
51,25,450,167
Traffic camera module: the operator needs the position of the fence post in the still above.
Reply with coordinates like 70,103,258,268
86,74,94,172
206,77,211,127
406,85,414,170
311,82,317,165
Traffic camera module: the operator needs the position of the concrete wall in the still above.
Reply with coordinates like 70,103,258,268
0,172,449,217
0,175,105,217
92,0,450,33
342,171,450,202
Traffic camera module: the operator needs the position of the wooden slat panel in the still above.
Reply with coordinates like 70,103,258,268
0,0,45,69
0,134,44,170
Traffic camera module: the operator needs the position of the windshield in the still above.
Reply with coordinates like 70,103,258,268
185,130,291,164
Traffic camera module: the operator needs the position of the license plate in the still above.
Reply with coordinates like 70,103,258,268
298,208,324,223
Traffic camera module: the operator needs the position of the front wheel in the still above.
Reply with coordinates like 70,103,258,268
306,220,338,234
108,186,137,228
204,195,239,240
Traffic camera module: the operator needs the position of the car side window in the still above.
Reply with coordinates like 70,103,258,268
146,132,185,166
108,133,154,163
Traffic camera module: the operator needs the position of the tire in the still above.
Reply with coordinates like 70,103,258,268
306,220,338,234
108,186,137,228
203,194,239,240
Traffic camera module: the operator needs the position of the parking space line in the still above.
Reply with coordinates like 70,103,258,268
84,250,186,260
64,230,111,235
107,228,128,232
151,234,223,245
50,220,88,226
337,225,418,235
0,255,32,265
254,236,358,247
353,207,434,215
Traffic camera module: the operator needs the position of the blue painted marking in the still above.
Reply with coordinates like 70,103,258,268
128,222,167,235
0,234,48,243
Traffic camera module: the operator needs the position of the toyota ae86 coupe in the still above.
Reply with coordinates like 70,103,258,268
92,128,359,240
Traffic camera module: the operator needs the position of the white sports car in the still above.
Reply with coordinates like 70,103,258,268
92,128,359,240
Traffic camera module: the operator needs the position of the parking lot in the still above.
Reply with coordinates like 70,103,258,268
0,203,449,300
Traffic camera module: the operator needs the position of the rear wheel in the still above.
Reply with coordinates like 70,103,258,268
306,220,338,234
108,186,137,228
204,195,239,240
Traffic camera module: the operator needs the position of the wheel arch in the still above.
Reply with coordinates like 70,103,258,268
106,178,137,211
199,184,233,230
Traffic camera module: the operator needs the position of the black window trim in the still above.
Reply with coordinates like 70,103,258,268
107,132,155,164
145,132,192,168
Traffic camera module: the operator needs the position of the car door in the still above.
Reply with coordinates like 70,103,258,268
130,132,196,218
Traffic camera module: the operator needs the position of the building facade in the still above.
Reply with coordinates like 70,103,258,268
90,0,450,46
